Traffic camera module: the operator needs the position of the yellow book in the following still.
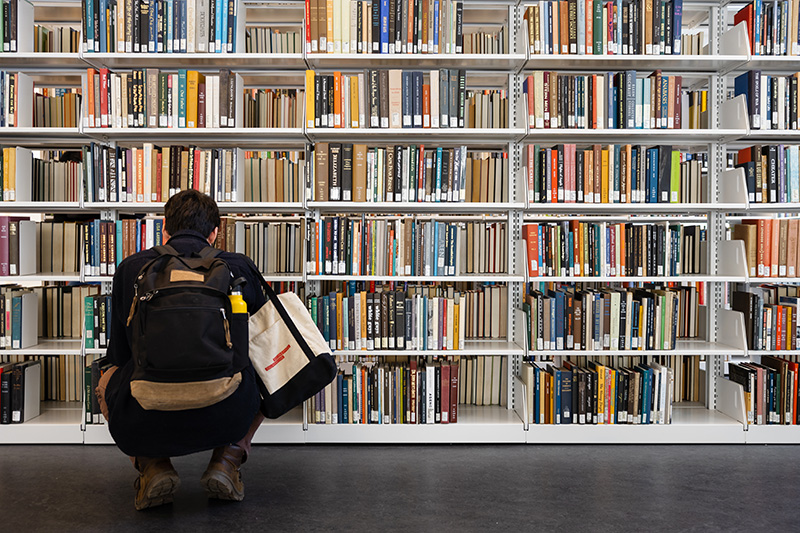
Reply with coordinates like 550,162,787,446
305,70,315,129
601,148,609,203
350,75,359,128
453,302,459,350
592,362,605,424
608,368,616,424
161,146,170,202
326,0,335,52
186,70,200,128
360,290,367,350
8,147,16,200
2,148,9,200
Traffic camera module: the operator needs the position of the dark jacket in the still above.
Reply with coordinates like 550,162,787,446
105,230,266,457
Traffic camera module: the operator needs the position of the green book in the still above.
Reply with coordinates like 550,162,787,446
178,69,187,128
84,296,94,349
158,73,168,127
593,0,603,55
670,150,681,203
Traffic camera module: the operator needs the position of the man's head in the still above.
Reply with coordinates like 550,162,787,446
163,190,220,242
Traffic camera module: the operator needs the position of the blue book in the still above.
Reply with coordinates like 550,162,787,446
754,0,762,55
98,0,107,53
560,368,572,425
593,294,602,349
181,0,188,52
166,0,174,52
322,295,330,345
549,296,556,349
672,0,683,54
537,225,543,274
336,373,343,423
402,71,412,128
341,375,348,424
660,76,669,128
554,367,561,424
435,147,443,201
433,1,440,52
533,365,541,424
216,0,224,52
380,0,390,53
647,147,658,203
11,295,21,349
567,232,574,275
329,291,337,350
86,0,95,51
154,219,163,246
149,0,158,52
95,220,103,268
178,69,187,127
432,222,439,276
115,221,122,267
778,144,786,203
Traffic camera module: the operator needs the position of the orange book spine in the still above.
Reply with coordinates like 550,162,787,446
771,218,780,277
333,71,342,128
136,148,144,202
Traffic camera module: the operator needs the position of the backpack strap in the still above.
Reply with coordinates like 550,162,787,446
196,246,224,259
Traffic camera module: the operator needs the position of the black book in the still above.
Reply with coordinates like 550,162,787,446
341,144,353,201
561,368,572,424
356,1,363,52
10,363,23,423
766,145,778,202
374,291,382,349
455,1,463,52
394,145,403,201
664,0,673,54
329,143,342,201
457,70,466,127
380,290,389,348
556,145,565,202
92,0,100,51
419,366,426,424
434,363,441,422
621,0,629,54
371,0,380,52
326,75,335,130
314,75,321,127
657,145,672,203
0,364,12,424
319,75,330,127
387,291,395,349
395,290,405,349
369,70,380,128
791,75,798,130
440,148,450,201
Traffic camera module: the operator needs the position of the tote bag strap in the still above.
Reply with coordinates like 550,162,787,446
246,259,319,363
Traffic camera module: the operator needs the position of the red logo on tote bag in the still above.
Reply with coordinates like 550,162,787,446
265,344,291,371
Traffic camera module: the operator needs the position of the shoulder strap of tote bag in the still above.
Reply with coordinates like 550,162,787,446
246,259,320,363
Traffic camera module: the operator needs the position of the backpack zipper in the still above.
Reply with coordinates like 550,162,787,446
220,308,232,348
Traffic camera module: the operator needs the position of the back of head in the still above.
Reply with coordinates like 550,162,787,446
164,190,220,238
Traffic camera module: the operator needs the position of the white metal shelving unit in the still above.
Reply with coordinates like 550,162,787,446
3,0,800,444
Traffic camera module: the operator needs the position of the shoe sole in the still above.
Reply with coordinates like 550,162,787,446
200,471,244,501
136,472,181,511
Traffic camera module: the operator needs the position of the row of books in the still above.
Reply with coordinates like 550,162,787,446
304,69,508,129
525,144,706,204
728,356,800,426
0,0,18,53
733,218,800,279
523,0,683,56
242,150,304,203
734,144,800,204
244,27,301,54
306,0,477,55
29,151,84,203
524,70,693,130
307,217,508,276
34,24,80,53
82,0,241,54
242,88,304,128
238,220,305,275
523,222,706,277
0,353,81,404
33,88,81,128
0,72,27,127
83,218,164,276
35,285,100,341
0,288,35,350
732,284,800,351
735,1,800,56
309,358,457,425
84,144,239,204
311,143,509,203
523,284,699,352
84,294,112,349
0,360,40,424
85,354,112,424
520,356,675,424
309,284,507,352
85,67,238,129
735,70,800,131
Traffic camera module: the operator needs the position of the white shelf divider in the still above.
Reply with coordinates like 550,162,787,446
715,376,748,428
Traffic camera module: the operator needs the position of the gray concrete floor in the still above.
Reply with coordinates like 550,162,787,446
0,444,797,532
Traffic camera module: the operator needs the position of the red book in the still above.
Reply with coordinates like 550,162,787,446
449,361,458,423
193,148,201,191
733,4,755,55
99,68,110,127
197,82,206,128
674,76,682,129
304,0,311,53
527,75,535,127
543,71,551,128
525,223,539,277
155,152,162,200
440,363,450,423
550,149,558,203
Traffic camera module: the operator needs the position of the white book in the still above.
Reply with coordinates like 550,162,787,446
760,73,768,130
333,0,343,52
426,363,435,423
446,297,454,350
610,291,620,349
172,74,179,129
357,72,366,129
342,0,351,53
430,72,439,128
197,0,208,52
187,0,196,52
644,78,651,129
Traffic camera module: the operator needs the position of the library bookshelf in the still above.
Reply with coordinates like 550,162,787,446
0,0,797,445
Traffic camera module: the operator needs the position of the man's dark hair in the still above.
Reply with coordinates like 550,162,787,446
164,190,220,237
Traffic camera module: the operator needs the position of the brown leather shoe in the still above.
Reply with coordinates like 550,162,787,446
200,445,245,501
133,457,181,511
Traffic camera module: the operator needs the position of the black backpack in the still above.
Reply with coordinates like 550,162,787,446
126,245,249,411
